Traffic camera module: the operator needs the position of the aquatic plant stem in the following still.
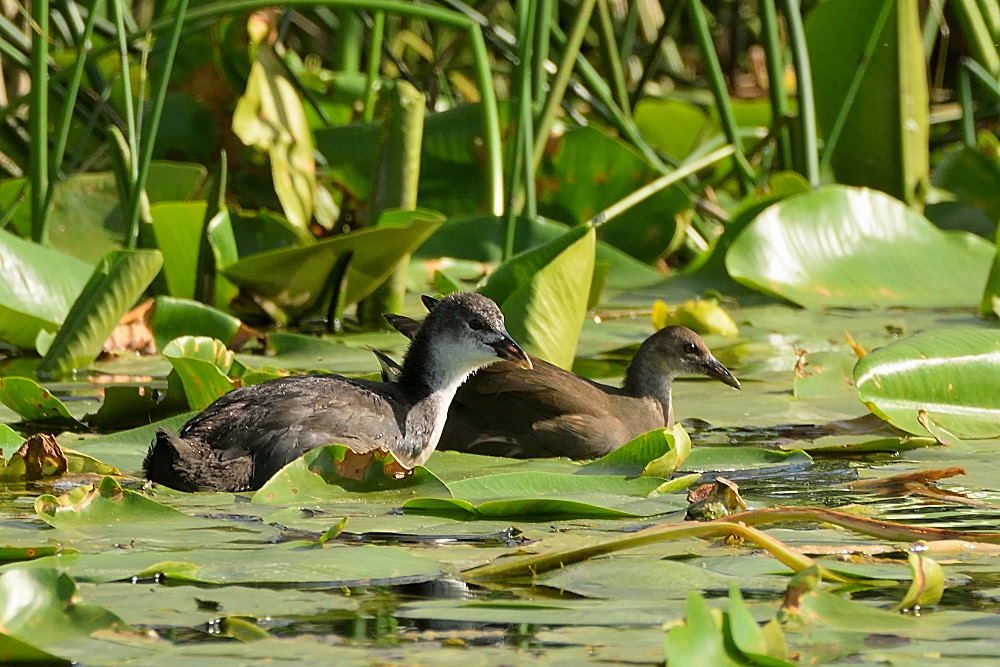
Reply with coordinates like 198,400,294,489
29,0,49,244
123,0,190,249
780,0,819,186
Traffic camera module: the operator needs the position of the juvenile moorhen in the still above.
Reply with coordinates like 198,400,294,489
384,298,740,459
143,292,531,491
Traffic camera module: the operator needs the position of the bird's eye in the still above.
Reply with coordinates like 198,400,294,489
468,319,485,331
683,342,698,354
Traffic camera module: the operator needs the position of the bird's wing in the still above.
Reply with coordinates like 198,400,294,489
179,375,404,484
530,414,631,458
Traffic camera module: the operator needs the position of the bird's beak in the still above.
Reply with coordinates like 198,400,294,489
492,334,533,370
704,357,741,390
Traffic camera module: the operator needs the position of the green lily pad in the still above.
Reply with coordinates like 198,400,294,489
726,186,993,308
854,327,1000,438
681,447,813,470
404,472,684,518
254,445,452,505
0,376,77,424
0,568,127,645
5,542,443,587
579,425,691,477
35,476,191,531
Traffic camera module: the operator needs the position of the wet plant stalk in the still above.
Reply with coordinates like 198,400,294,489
587,145,736,227
503,0,538,259
596,0,630,117
464,520,842,581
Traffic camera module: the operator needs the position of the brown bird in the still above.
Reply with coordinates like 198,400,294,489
144,292,531,491
383,296,740,459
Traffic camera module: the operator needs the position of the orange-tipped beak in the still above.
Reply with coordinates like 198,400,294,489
493,335,533,370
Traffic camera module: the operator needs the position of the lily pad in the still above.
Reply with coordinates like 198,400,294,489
6,542,443,587
0,568,127,646
854,327,1000,438
0,376,77,424
161,336,235,410
254,445,451,505
404,472,685,518
726,186,993,308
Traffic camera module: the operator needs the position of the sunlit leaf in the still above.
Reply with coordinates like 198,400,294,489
854,327,1000,438
222,213,442,321
479,226,594,369
254,445,451,505
39,249,163,377
0,230,92,349
161,336,234,410
232,45,315,230
894,552,945,611
0,376,77,424
726,186,992,308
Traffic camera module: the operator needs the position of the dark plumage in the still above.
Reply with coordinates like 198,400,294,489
384,302,739,459
144,293,531,492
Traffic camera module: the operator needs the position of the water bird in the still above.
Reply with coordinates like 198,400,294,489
384,299,740,459
143,292,531,491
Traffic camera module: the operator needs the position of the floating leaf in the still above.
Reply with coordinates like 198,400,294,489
652,299,739,338
35,476,190,531
8,542,443,587
0,376,77,424
0,568,126,646
254,445,451,505
404,472,683,518
726,186,993,308
854,327,1000,438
